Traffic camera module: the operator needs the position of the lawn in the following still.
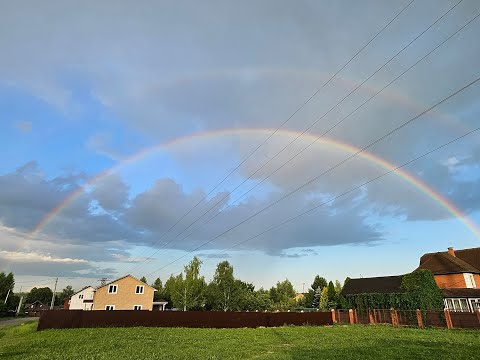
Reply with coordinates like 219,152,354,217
0,322,479,359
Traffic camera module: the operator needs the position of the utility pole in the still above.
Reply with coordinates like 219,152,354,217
50,278,58,310
302,282,305,293
4,288,11,304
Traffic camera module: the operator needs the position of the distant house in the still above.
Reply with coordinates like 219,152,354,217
24,300,49,316
152,300,169,311
341,275,405,297
92,275,156,311
68,286,95,310
416,247,480,312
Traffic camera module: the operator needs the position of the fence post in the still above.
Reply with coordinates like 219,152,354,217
368,309,375,324
416,309,424,329
373,309,378,323
354,309,358,324
390,309,398,326
331,309,336,324
444,309,453,329
348,309,354,324
337,310,340,324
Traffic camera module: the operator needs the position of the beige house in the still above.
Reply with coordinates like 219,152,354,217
92,275,156,311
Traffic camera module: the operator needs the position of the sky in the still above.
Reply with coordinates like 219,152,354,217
1,0,480,293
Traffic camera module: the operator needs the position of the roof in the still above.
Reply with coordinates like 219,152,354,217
153,300,168,304
95,274,156,291
417,248,480,275
341,275,405,296
442,288,480,298
71,285,95,297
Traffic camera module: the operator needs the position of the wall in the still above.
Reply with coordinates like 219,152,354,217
93,276,155,311
37,310,333,330
69,287,95,310
434,274,466,288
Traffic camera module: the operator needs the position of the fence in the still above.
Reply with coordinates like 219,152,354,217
37,308,480,331
334,308,480,329
37,310,333,331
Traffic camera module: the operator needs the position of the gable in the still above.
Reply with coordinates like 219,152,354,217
95,274,156,291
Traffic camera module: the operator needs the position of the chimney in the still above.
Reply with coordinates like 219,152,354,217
448,247,455,257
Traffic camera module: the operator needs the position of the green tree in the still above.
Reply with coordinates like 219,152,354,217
208,261,236,311
318,287,329,310
327,281,337,309
152,278,167,302
58,285,75,304
311,275,327,292
140,276,147,284
311,287,322,308
0,272,15,301
166,257,206,311
269,279,296,310
334,280,342,295
26,287,53,304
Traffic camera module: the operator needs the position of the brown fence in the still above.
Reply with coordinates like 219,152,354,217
450,312,480,329
37,310,333,331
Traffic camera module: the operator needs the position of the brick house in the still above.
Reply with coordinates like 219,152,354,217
92,275,156,311
416,247,480,312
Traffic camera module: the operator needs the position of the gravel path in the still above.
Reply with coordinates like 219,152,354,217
0,317,38,328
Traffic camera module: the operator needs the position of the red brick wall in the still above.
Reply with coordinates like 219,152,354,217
434,274,466,288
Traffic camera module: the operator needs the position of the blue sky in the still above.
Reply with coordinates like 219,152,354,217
1,0,480,292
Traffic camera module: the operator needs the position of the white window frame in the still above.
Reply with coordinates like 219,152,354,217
108,285,118,294
105,305,115,310
464,273,476,288
133,305,143,310
79,294,84,299
470,298,480,311
135,285,144,294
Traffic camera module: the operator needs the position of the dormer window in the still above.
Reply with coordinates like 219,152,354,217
79,294,84,299
135,285,144,294
108,285,118,294
464,273,476,288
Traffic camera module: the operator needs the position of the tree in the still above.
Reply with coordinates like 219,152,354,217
334,280,342,295
26,287,53,304
269,279,296,310
311,275,327,292
58,285,75,304
311,287,322,308
318,287,329,310
207,261,236,311
327,281,337,308
0,272,15,301
152,278,167,302
140,276,147,284
166,257,206,311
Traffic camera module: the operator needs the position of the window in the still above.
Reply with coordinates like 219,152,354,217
79,294,84,299
471,299,480,311
105,305,115,310
135,285,144,294
108,285,118,294
464,273,476,288
133,305,142,310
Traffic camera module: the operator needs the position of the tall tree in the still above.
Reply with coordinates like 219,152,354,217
318,287,329,310
0,272,15,300
334,280,342,295
26,287,53,304
166,257,206,311
311,275,327,292
140,276,148,284
152,278,167,302
327,281,337,308
208,261,236,311
270,279,296,310
58,285,75,304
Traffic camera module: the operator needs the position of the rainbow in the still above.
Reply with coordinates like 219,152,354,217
30,128,480,241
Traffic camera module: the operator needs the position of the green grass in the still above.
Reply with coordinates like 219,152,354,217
0,322,479,359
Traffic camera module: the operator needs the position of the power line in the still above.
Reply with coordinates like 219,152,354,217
130,0,471,273
146,74,480,277
125,0,415,272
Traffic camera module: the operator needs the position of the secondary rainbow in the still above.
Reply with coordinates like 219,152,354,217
30,128,480,241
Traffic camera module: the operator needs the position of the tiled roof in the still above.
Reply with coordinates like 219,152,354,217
417,250,480,275
455,248,480,271
341,275,405,295
442,288,480,298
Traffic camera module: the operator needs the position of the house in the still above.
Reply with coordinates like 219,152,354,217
341,275,405,296
416,247,480,312
152,299,169,311
24,300,49,316
68,286,95,310
92,274,156,311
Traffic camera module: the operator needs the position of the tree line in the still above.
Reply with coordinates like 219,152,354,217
1,258,349,314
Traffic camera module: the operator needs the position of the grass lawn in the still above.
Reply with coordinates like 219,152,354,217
0,322,479,359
